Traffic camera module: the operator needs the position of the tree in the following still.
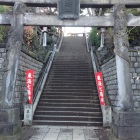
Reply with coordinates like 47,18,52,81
127,9,140,47
0,6,11,43
88,27,100,49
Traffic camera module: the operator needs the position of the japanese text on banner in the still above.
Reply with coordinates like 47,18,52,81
26,70,34,104
95,72,105,106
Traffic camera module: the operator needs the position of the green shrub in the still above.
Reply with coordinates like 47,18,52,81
0,6,11,43
88,27,100,49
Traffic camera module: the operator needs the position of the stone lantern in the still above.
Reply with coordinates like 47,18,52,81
98,28,106,51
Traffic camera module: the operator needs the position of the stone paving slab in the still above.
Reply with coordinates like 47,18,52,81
84,129,99,140
73,129,85,140
43,129,60,140
22,126,109,140
58,129,73,140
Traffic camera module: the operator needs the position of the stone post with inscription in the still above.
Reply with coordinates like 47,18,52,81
0,2,26,140
112,4,140,140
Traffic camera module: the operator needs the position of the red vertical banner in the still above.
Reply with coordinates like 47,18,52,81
26,70,34,104
95,72,105,106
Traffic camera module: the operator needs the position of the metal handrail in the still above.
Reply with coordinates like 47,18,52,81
33,47,56,115
90,47,97,73
85,36,112,126
33,51,52,103
90,46,111,105
92,48,111,106
56,30,64,52
33,30,63,115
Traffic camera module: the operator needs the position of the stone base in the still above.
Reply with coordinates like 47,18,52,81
107,129,120,140
112,111,140,140
0,121,21,135
0,107,22,140
0,107,20,124
0,131,21,140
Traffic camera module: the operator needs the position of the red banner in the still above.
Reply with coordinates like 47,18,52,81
26,70,34,104
95,72,105,106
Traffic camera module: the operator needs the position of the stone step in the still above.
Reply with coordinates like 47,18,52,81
52,62,91,64
43,86,96,90
48,80,96,84
39,99,100,104
33,120,103,126
40,95,99,100
43,88,97,92
50,72,93,75
33,115,103,122
52,66,92,69
36,106,101,112
42,92,98,96
52,65,91,68
48,78,95,81
33,36,102,126
51,68,92,71
50,75,93,79
38,102,100,108
46,82,96,86
51,66,92,69
34,110,102,117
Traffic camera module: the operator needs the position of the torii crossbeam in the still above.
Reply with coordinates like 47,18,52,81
0,0,140,8
0,14,140,27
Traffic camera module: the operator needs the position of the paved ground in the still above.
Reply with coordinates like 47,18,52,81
22,126,109,140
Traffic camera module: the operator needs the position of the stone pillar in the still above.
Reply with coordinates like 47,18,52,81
98,28,106,51
113,4,133,112
111,4,140,140
0,2,26,140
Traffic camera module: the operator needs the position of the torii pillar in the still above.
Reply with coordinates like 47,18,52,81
0,2,26,140
112,4,140,140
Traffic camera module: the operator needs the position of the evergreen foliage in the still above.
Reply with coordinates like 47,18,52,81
88,27,100,49
127,9,140,47
0,6,11,43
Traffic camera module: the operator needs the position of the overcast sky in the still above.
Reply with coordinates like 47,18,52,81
63,27,91,36
62,9,92,36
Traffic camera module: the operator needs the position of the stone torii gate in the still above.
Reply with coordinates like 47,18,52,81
0,0,140,8
0,1,140,140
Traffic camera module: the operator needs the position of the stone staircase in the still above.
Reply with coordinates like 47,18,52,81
33,36,103,126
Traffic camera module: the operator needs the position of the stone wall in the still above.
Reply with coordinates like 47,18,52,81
101,57,118,110
0,47,43,114
100,48,140,111
129,49,140,110
15,50,43,107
